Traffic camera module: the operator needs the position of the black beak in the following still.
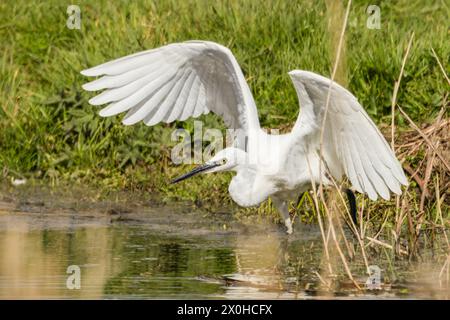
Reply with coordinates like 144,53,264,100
171,162,220,184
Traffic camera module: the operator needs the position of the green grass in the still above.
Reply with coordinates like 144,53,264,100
0,0,448,204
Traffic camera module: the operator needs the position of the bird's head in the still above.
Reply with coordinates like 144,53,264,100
171,147,248,184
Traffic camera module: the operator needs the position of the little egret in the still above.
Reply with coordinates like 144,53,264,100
81,41,408,234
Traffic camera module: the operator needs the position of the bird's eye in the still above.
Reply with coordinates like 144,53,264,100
221,159,227,165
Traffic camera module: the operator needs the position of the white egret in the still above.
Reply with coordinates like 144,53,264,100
81,41,408,234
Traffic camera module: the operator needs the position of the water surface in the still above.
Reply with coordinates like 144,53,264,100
0,188,448,299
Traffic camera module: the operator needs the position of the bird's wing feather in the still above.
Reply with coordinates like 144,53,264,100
289,70,407,200
81,41,260,140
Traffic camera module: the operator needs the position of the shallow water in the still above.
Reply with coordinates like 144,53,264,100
0,188,448,299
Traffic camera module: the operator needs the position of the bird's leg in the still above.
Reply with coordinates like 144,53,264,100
272,198,293,235
344,189,357,225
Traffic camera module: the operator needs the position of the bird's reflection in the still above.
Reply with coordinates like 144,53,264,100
221,223,323,299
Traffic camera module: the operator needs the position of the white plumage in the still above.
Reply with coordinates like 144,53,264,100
81,40,408,234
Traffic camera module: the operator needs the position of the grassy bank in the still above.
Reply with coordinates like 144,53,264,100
0,0,447,190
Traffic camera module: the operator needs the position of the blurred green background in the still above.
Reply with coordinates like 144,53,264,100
0,0,448,201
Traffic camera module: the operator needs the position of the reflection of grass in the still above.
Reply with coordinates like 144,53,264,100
103,232,237,298
0,0,448,278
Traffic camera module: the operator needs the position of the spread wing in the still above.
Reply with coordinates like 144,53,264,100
81,41,260,147
289,70,408,200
